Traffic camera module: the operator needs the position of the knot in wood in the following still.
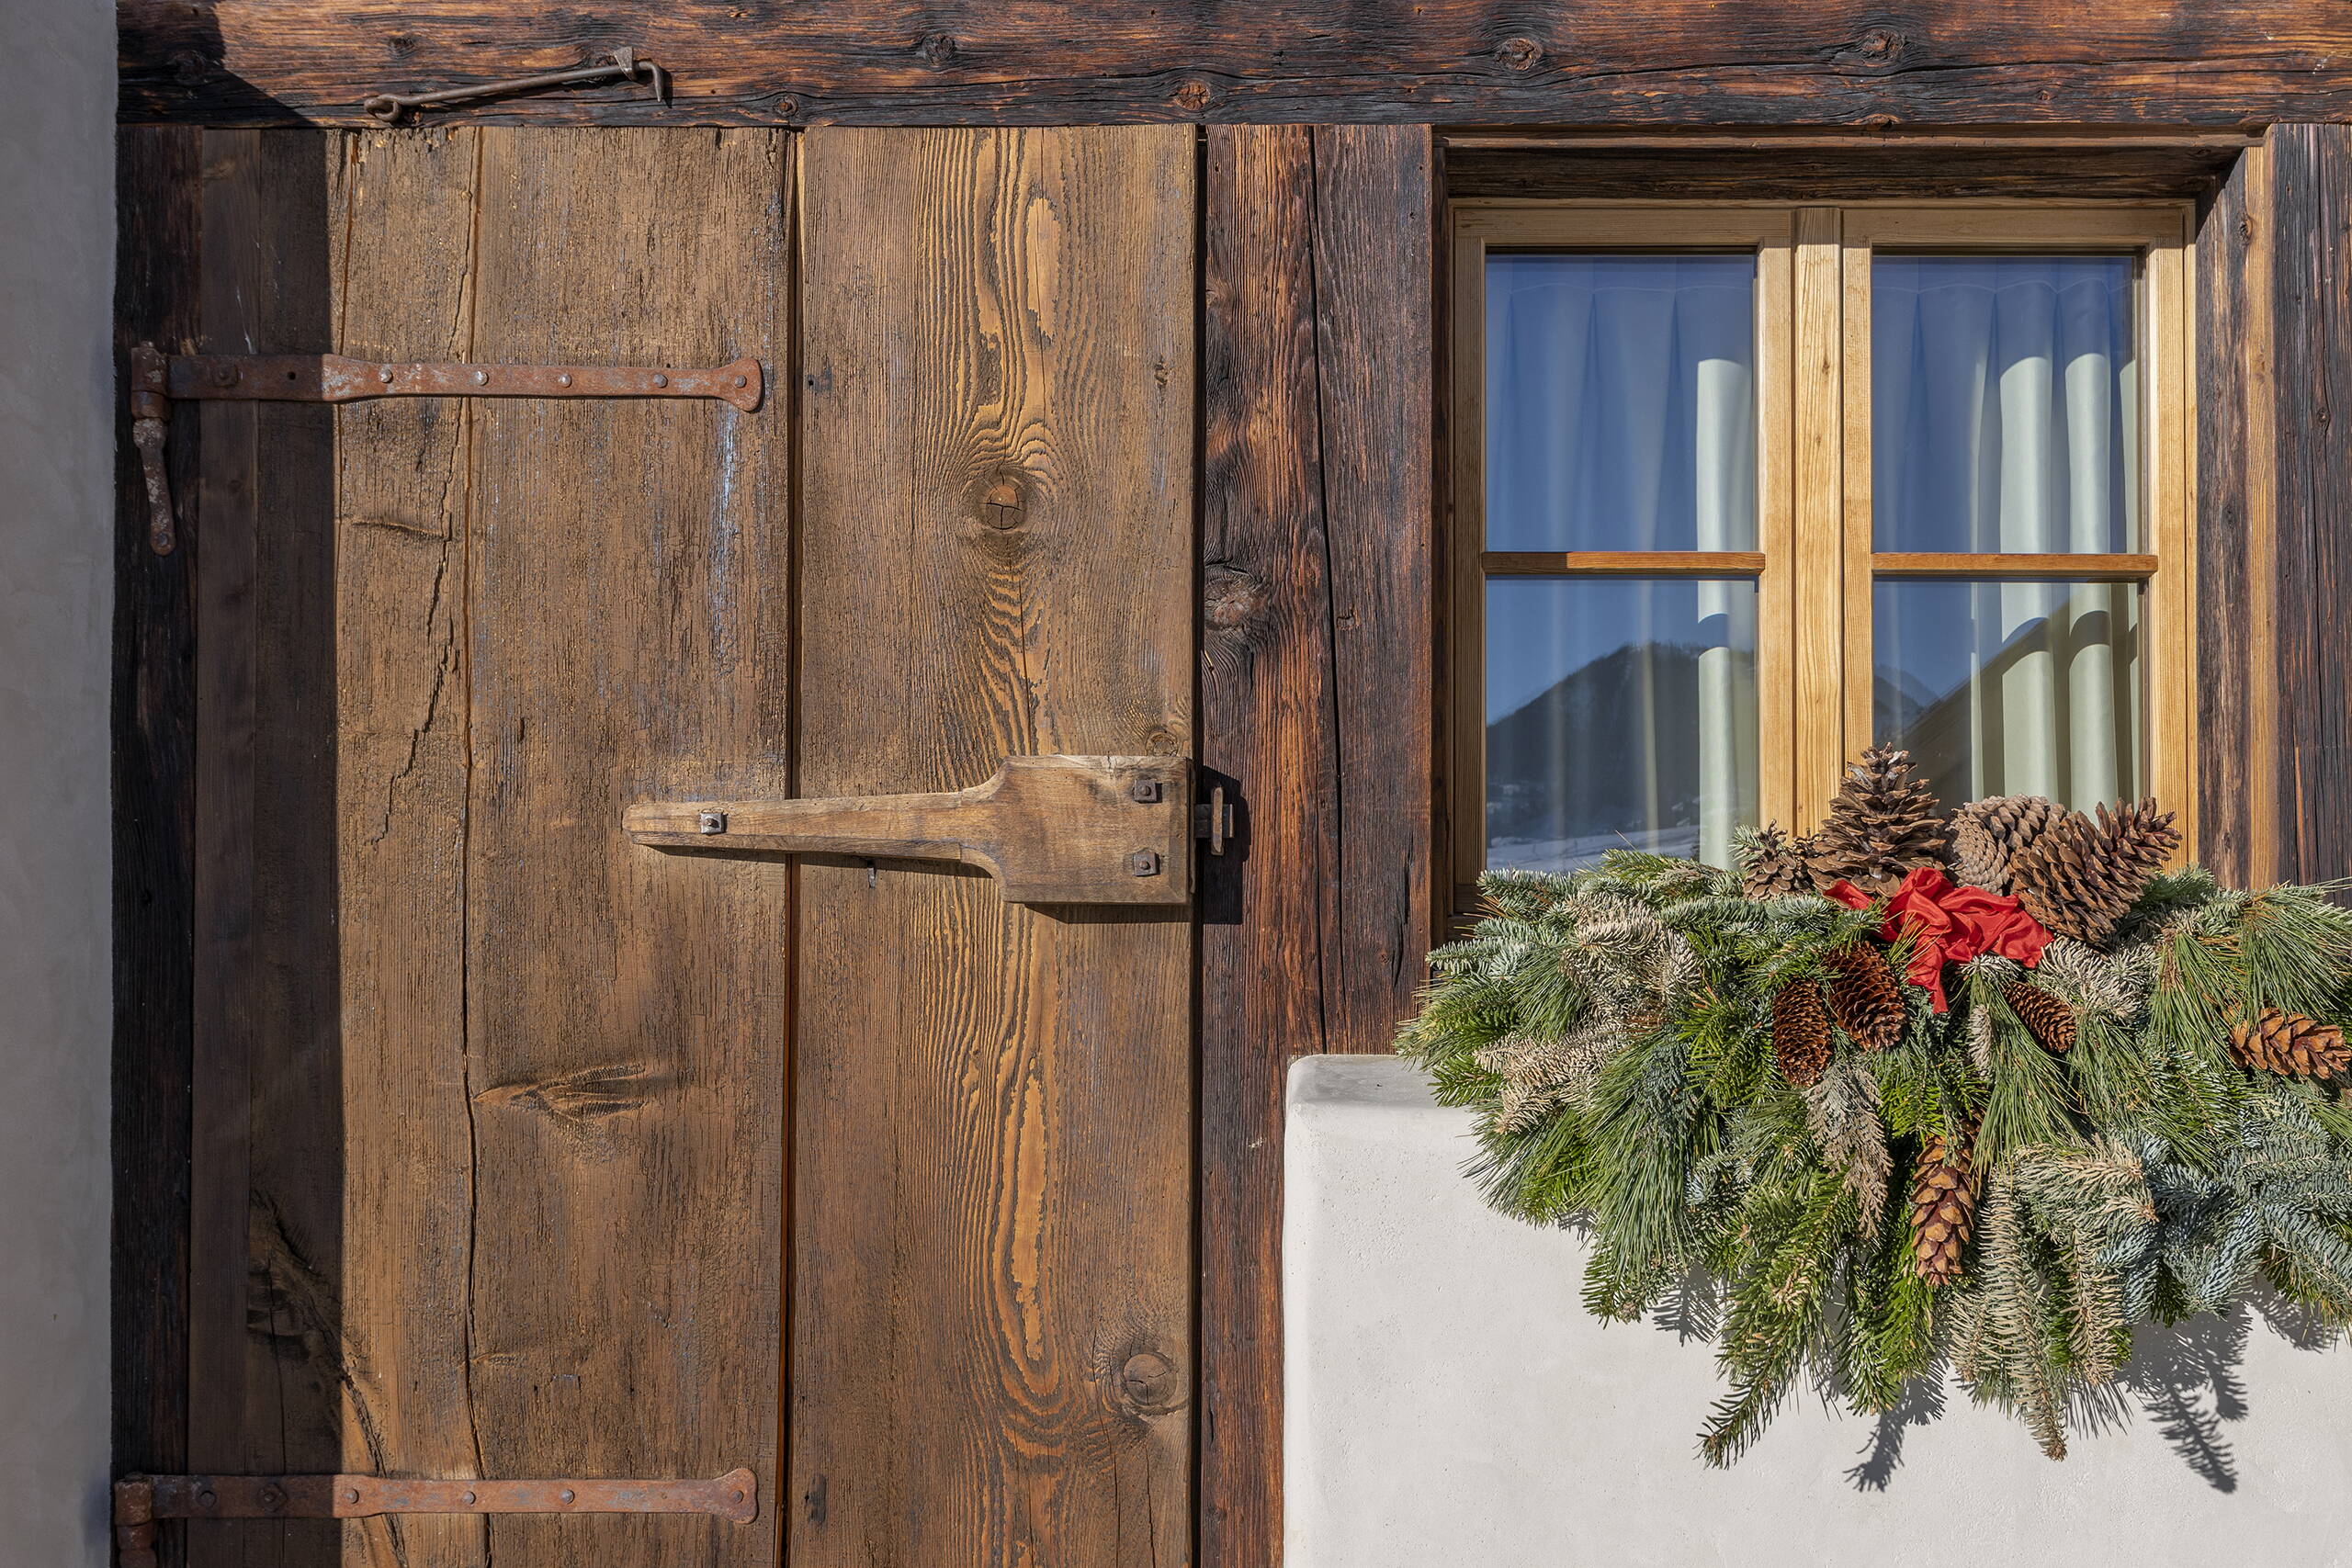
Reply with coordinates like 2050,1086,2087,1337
1496,36,1544,72
1202,564,1267,637
915,31,958,69
1172,77,1215,112
1118,1350,1182,1414
978,478,1027,531
1855,27,1901,58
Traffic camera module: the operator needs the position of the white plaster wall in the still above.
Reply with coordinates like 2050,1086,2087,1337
1287,1055,2352,1568
0,0,116,1563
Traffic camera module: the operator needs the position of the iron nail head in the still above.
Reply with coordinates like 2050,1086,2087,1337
1130,779,1161,803
461,1491,477,1506
343,1488,360,1506
472,370,489,385
1130,850,1161,877
652,372,669,388
697,811,728,835
556,373,572,388
378,367,394,383
560,1490,576,1506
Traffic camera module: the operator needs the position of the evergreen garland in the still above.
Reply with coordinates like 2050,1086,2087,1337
1397,750,2352,1463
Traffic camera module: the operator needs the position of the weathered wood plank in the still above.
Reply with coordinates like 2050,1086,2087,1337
458,126,790,1568
1197,119,1440,1568
1448,144,2245,202
113,126,203,1551
794,126,1193,1568
187,125,345,1568
2195,142,2278,888
119,1,2352,128
330,123,482,1568
2272,125,2352,886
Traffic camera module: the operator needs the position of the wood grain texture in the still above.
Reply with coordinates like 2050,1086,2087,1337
113,126,202,1550
1446,145,2245,203
120,1,2352,127
1199,121,1439,1568
2195,141,2278,887
331,123,484,1568
793,127,1194,1568
2271,125,2352,886
456,126,789,1568
187,127,346,1568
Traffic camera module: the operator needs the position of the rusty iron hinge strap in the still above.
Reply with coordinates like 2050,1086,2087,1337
115,1469,754,1564
364,47,668,123
126,344,762,556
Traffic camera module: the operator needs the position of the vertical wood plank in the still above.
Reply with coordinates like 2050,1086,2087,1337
1198,121,1440,1568
332,124,484,1568
458,127,790,1568
2269,124,2352,887
794,126,1195,1568
187,126,345,1568
2195,143,2278,886
113,126,203,1550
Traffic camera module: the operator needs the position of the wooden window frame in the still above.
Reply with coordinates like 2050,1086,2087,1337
1451,198,2198,905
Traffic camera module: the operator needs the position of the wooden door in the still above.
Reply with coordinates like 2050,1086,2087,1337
127,121,1194,1568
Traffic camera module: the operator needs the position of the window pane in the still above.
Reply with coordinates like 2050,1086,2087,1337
1874,579,2142,809
1487,578,1758,872
1872,255,2139,553
1486,254,1758,552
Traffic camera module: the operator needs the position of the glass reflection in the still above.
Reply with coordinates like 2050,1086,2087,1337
1873,255,2139,554
1487,578,1758,872
1487,254,1758,553
1874,579,2142,810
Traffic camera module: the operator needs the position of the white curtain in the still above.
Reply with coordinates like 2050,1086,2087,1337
1485,257,1758,867
1872,258,2140,807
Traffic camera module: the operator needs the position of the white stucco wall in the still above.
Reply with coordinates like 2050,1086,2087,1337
0,0,116,1564
1288,1055,2352,1568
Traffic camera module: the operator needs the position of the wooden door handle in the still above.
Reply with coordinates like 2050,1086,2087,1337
625,755,1193,906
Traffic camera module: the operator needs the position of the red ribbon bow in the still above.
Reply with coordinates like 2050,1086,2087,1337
1826,866,2052,1012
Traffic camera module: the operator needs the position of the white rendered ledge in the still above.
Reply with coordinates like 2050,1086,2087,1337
1284,1055,2352,1568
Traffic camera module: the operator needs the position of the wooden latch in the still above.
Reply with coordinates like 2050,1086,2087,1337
628,755,1200,906
115,1469,755,1566
126,343,762,555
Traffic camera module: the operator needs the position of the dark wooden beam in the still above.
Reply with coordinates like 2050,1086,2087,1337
112,126,201,1554
1198,120,1438,1568
1449,144,2245,202
2272,124,2352,886
121,2,2352,128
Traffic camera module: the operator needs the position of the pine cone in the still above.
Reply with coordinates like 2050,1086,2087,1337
1772,981,1834,1088
1952,795,2064,894
1804,746,1951,894
1908,1132,1978,1287
1949,813,2009,891
1824,943,1905,1051
1740,824,1815,900
2011,800,2181,947
2002,981,2077,1054
2229,1008,2352,1079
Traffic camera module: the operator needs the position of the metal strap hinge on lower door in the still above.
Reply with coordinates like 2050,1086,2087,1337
114,1469,756,1565
126,343,763,556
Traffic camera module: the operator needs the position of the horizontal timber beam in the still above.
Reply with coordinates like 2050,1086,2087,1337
122,2,2352,127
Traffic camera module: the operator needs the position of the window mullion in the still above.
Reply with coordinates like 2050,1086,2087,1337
1792,204,1849,831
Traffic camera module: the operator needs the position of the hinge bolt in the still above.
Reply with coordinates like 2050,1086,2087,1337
1130,850,1160,877
1130,779,1161,803
696,811,728,835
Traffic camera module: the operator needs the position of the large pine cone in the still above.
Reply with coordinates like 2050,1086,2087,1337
1772,981,1834,1088
2010,800,2180,947
2002,981,2077,1054
1740,824,1815,899
1908,1132,1978,1287
1825,943,1905,1051
1804,746,1951,894
1949,815,2008,891
2230,1008,2352,1079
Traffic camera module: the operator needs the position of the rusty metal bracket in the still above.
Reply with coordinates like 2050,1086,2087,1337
115,1469,755,1566
127,343,761,555
363,47,669,123
628,755,1197,906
